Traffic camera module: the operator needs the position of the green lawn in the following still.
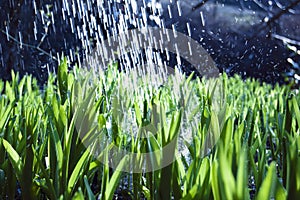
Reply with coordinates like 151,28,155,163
0,60,299,199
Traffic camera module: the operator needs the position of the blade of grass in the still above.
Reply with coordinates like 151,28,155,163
1,137,23,178
256,162,276,200
84,175,96,200
67,149,91,196
105,155,128,200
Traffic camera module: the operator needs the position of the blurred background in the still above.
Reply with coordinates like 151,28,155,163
0,0,299,85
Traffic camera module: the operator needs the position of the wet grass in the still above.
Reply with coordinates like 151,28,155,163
0,60,300,199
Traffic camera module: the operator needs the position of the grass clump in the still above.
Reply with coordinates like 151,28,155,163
0,61,300,199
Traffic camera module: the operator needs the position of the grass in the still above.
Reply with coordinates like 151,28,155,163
0,60,300,199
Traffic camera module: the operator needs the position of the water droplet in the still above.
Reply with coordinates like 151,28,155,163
5,25,9,41
200,11,205,27
168,5,172,19
177,1,182,17
18,32,23,49
186,22,191,37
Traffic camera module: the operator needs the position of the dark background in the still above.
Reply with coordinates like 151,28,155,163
0,0,300,85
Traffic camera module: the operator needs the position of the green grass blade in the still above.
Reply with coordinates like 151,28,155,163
236,149,248,200
32,147,57,200
84,175,96,200
67,149,91,195
48,121,64,195
181,184,200,200
292,97,300,127
1,139,23,181
58,58,68,103
72,188,85,200
256,162,276,200
105,155,128,200
211,160,220,200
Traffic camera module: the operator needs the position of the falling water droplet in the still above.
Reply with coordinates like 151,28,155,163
61,7,66,21
51,11,55,25
70,18,75,33
177,1,182,17
167,5,172,19
33,21,37,40
186,22,191,37
200,11,205,27
0,44,3,67
175,43,181,66
172,24,177,38
33,0,37,14
188,42,192,56
19,32,23,49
